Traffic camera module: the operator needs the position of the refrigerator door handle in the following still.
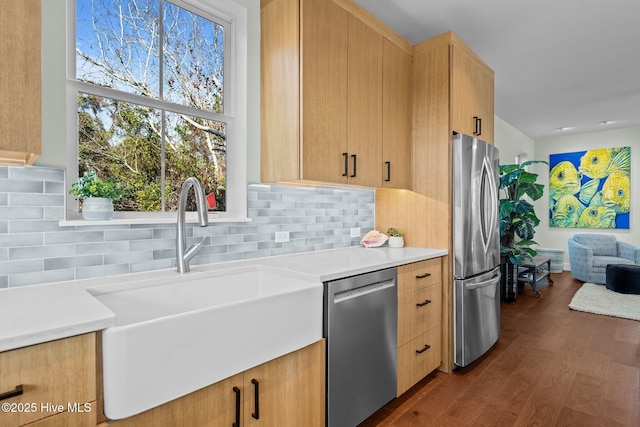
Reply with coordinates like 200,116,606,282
464,276,499,290
479,158,498,253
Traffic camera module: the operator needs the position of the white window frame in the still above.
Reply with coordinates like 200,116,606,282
65,0,247,222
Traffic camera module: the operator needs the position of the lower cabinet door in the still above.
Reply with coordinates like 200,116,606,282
242,340,325,427
0,334,96,427
397,326,441,396
99,341,325,427
100,374,242,427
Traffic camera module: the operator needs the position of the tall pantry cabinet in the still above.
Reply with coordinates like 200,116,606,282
376,31,494,374
260,0,412,189
412,31,494,196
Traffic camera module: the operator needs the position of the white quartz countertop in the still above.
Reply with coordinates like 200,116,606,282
0,246,446,352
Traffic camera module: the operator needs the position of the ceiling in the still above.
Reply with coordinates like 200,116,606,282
354,0,640,141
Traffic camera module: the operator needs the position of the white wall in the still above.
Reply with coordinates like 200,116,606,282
39,0,261,183
531,126,640,268
494,116,535,166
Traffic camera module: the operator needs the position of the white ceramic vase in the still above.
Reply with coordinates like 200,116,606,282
82,197,114,221
388,236,404,248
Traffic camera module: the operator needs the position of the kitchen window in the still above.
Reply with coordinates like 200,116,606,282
67,0,247,221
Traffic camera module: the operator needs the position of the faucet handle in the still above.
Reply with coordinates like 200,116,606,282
184,237,207,262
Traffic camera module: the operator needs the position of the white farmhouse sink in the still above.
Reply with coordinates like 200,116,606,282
88,265,323,420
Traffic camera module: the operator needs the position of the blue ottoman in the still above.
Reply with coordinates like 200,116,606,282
606,264,640,294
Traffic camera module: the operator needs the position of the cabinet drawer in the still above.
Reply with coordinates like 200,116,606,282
0,334,96,426
26,406,97,427
397,258,442,295
398,284,442,345
397,326,441,396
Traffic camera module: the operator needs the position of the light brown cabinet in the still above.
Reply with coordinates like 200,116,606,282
451,45,495,144
0,0,42,165
100,340,325,427
412,31,495,196
0,334,96,427
261,0,412,188
344,14,383,187
396,258,443,396
242,340,325,427
299,0,348,184
382,39,413,189
99,372,241,427
376,33,493,373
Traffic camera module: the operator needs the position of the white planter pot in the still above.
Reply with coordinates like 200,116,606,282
82,197,114,221
388,236,404,248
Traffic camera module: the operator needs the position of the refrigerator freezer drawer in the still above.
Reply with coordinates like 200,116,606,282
453,268,501,367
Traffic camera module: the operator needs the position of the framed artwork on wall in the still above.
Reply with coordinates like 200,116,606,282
549,147,630,229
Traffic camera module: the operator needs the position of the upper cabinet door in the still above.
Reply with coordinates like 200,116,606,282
382,38,412,189
451,46,476,138
260,0,300,182
346,14,383,188
301,0,348,184
0,0,41,165
475,66,494,144
451,46,494,144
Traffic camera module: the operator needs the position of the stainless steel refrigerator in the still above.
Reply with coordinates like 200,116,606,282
452,132,501,368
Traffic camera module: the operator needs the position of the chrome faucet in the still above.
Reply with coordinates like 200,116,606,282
176,177,209,273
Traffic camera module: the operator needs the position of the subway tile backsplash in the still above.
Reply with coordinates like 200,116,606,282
0,166,374,288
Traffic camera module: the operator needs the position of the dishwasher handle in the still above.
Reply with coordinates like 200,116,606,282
333,279,395,304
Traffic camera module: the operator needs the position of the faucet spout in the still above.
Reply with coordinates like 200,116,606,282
176,177,209,273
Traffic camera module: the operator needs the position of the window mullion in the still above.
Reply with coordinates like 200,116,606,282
69,80,232,124
158,0,166,212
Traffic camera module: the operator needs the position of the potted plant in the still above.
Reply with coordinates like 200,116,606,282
387,228,404,248
499,160,547,302
69,170,126,220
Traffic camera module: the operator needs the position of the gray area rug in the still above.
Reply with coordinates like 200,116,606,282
569,283,640,321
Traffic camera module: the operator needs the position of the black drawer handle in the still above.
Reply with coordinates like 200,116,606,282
342,153,348,177
415,272,431,279
351,154,357,177
416,344,431,354
251,379,260,420
473,116,482,135
0,385,23,401
416,299,432,307
385,161,391,182
232,386,241,427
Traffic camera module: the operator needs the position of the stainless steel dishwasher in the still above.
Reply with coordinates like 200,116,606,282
324,268,397,427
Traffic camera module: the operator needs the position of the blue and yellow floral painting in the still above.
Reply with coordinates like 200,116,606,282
549,147,630,229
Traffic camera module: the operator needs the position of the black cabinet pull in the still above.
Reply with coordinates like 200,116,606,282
232,386,241,427
416,344,431,354
251,379,260,420
351,154,357,177
415,272,431,279
416,299,431,307
385,161,391,182
0,385,23,401
342,153,348,177
473,116,482,136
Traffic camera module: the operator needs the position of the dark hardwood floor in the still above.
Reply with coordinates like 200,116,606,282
360,271,640,427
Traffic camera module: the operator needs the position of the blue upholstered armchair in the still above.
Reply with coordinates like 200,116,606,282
568,234,640,284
